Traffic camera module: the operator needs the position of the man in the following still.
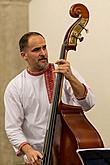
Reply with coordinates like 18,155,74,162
4,32,95,165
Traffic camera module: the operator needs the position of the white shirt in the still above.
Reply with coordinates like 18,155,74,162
4,66,95,155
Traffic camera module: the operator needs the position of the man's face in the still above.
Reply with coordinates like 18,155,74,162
22,35,48,72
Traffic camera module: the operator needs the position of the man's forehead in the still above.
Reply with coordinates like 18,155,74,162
28,35,46,47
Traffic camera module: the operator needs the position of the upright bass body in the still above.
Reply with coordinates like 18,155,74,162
51,3,104,165
53,102,104,165
42,4,104,165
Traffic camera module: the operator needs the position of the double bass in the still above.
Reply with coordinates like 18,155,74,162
42,3,104,165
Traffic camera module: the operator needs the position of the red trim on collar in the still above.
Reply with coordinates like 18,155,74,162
27,63,56,103
27,64,49,76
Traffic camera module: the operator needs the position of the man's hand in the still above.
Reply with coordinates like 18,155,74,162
54,59,73,80
22,144,43,165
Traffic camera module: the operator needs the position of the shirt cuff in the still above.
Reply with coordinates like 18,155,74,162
17,142,30,156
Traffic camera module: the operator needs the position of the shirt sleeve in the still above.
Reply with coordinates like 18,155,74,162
4,82,28,155
62,68,95,111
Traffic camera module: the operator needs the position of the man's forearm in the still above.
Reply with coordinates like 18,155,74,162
68,74,87,99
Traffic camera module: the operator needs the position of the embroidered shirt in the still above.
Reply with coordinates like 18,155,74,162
4,63,95,155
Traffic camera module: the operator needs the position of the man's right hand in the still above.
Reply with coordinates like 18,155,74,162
22,143,43,165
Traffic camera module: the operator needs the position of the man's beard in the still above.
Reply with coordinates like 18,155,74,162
35,56,48,71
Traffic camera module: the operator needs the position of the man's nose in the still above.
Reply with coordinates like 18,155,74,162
40,48,45,55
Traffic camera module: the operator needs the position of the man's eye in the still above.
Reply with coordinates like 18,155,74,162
43,45,46,50
32,45,46,52
32,48,40,52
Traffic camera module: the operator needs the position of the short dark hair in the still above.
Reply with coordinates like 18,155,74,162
19,32,44,52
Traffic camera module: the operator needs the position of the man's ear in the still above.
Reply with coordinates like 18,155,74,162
21,51,27,60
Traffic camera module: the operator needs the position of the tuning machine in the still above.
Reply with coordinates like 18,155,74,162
79,24,89,33
78,35,84,42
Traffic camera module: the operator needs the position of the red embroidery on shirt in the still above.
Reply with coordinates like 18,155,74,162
27,64,49,76
44,63,56,103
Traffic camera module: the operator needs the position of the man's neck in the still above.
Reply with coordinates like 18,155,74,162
27,64,49,76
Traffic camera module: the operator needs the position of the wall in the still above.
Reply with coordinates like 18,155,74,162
29,0,110,147
0,0,30,164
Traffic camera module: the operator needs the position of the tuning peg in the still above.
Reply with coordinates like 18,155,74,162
78,36,84,42
84,28,89,33
79,24,89,33
76,33,84,42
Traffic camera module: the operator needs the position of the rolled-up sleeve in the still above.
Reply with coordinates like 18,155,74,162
62,68,95,111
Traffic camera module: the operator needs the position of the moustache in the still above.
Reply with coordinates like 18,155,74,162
38,57,48,61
